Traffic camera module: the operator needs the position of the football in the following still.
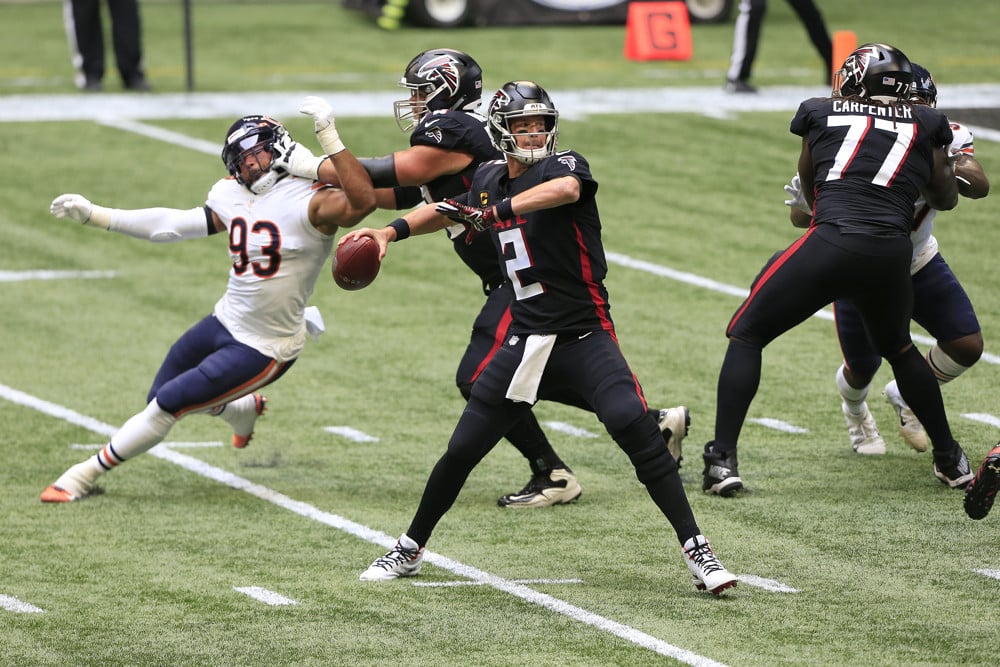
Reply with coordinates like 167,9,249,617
332,235,381,291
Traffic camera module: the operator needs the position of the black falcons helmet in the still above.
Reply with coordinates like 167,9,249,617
487,81,559,166
910,63,938,107
221,115,286,193
393,48,484,132
834,43,913,104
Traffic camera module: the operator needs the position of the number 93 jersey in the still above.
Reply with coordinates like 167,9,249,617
791,97,953,235
206,176,336,362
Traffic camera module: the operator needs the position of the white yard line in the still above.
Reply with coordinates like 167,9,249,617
2,382,728,667
233,587,299,606
0,594,44,614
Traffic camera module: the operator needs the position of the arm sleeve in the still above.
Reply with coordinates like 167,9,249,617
106,206,214,243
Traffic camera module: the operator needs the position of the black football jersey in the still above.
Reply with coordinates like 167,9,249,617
790,97,953,235
463,150,609,335
410,109,504,291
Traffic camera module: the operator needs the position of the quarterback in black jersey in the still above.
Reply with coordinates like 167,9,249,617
274,49,590,508
276,49,689,508
702,44,976,497
351,81,736,594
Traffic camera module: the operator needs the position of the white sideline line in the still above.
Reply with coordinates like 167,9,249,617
234,586,298,606
973,569,1000,581
542,421,600,438
0,594,44,614
323,426,379,443
2,382,727,667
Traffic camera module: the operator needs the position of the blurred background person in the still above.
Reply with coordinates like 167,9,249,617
63,0,150,91
726,0,832,93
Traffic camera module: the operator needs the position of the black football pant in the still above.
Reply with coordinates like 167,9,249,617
407,330,696,547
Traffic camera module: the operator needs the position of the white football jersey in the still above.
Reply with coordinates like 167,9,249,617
207,175,335,362
910,122,975,274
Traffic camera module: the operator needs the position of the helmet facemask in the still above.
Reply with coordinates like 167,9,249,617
487,82,560,166
222,115,286,194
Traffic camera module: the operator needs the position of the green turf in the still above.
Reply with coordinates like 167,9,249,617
3,2,1000,666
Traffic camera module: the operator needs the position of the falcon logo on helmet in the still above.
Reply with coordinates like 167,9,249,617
833,43,913,105
394,48,485,133
416,55,461,98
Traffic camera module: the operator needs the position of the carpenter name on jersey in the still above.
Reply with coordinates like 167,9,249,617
791,97,953,235
466,150,609,335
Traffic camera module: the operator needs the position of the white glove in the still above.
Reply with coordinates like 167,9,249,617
271,132,325,181
299,96,345,156
50,193,111,229
783,173,812,214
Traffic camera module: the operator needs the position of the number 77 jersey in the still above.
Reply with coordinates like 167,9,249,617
470,150,609,336
790,97,953,235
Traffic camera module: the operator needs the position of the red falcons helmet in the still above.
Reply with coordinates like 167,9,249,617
487,81,559,166
222,115,287,194
833,43,913,104
393,48,484,132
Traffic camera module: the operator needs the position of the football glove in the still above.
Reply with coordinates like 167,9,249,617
50,193,111,229
299,95,345,156
783,173,812,214
271,133,324,181
436,198,494,232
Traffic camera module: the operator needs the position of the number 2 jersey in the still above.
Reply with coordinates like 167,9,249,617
790,97,953,235
461,150,609,335
206,176,335,363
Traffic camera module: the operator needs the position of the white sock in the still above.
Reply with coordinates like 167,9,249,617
398,533,419,550
216,394,258,429
836,364,869,417
98,399,178,467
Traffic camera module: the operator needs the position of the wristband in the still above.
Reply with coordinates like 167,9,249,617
495,198,514,221
387,218,410,241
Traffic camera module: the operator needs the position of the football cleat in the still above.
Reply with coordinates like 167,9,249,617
933,445,974,489
682,535,737,595
360,535,425,581
964,444,1000,520
40,461,100,503
224,393,268,449
883,380,928,452
657,406,690,467
702,444,743,496
497,468,581,508
842,401,886,455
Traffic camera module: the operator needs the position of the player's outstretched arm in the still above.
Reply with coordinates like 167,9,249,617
923,146,960,211
49,193,214,242
301,96,377,233
340,202,453,261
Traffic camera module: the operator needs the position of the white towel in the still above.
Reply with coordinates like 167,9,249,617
506,334,556,403
304,306,326,341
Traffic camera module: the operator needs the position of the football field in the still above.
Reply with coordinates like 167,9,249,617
3,1,1000,665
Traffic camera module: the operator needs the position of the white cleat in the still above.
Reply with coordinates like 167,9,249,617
360,536,425,581
223,393,268,449
682,534,737,595
657,406,690,466
843,401,886,455
883,380,928,452
40,461,100,503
